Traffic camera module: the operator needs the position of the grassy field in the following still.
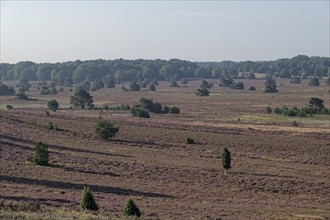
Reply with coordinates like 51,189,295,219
0,78,329,219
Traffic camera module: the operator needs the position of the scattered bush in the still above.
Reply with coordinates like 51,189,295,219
6,105,13,110
139,97,163,113
163,106,170,114
264,77,278,93
186,137,195,144
266,106,272,114
196,88,209,96
95,120,119,140
222,148,231,172
219,78,233,87
0,83,16,96
170,81,179,87
248,86,256,91
230,82,244,90
80,187,99,211
169,106,180,114
130,106,150,118
129,82,141,91
29,142,49,166
149,84,156,91
290,77,301,84
123,198,141,217
48,99,59,111
16,93,29,100
308,77,320,86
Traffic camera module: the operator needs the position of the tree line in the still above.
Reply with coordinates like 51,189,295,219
1,55,329,84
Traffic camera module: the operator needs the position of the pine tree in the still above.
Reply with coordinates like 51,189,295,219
123,198,141,217
80,187,99,211
222,148,231,172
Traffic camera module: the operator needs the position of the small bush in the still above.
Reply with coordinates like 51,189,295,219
163,106,170,114
6,105,13,110
149,84,156,91
266,106,272,114
123,198,141,217
130,106,150,118
31,142,49,166
48,99,59,111
248,86,256,91
95,120,119,140
80,187,99,211
169,106,180,114
16,93,29,100
292,121,298,127
186,137,195,144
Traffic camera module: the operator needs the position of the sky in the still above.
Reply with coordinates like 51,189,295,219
1,1,329,63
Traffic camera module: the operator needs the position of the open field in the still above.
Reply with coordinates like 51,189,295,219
1,79,330,219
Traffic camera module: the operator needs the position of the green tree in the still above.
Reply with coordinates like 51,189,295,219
80,187,99,211
95,120,119,140
130,106,150,118
48,99,59,111
0,83,16,96
70,87,93,109
264,77,278,93
33,142,49,166
123,198,141,217
196,88,209,96
308,77,320,86
308,97,324,113
149,84,156,91
221,148,231,172
129,82,141,91
169,106,180,114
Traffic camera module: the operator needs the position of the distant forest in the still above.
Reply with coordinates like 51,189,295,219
0,55,329,85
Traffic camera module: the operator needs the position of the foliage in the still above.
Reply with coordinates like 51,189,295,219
0,83,16,96
32,142,49,166
80,187,99,211
308,97,324,113
70,87,93,109
163,106,170,114
6,105,13,110
95,120,119,140
230,82,244,90
169,106,180,114
149,84,156,91
221,148,231,171
200,80,211,89
248,86,256,91
308,77,320,86
264,77,278,93
196,88,209,96
130,106,150,118
16,93,29,100
123,198,141,217
186,137,195,144
139,97,163,113
170,81,179,87
47,122,57,130
1,55,329,84
266,106,272,114
129,82,141,91
48,99,59,111
219,78,233,87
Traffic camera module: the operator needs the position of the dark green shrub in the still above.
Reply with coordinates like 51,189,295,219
170,81,179,87
130,106,150,118
186,137,195,144
129,82,141,91
139,97,163,113
264,77,278,93
47,122,57,130
248,86,256,91
274,107,282,114
266,106,272,114
169,106,180,114
163,106,170,114
231,82,244,90
0,83,16,96
32,142,49,166
308,77,320,86
6,105,13,110
222,148,231,172
80,187,99,211
95,120,119,140
48,99,59,111
196,88,209,96
292,121,298,127
219,78,233,87
16,93,29,100
290,77,301,84
123,198,141,217
149,84,156,91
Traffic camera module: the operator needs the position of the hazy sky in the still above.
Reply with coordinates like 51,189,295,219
1,1,329,63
